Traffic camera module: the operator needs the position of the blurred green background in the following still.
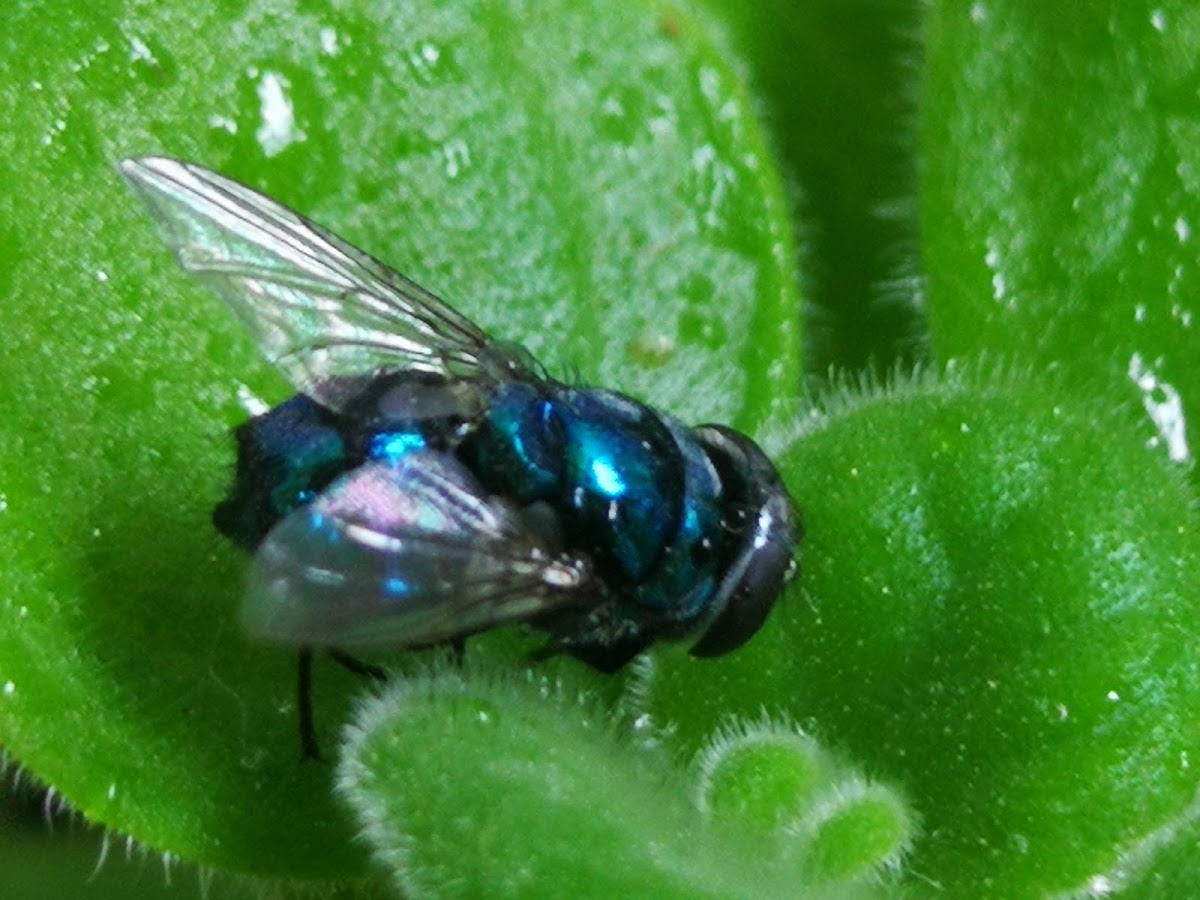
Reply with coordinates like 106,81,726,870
1,772,210,899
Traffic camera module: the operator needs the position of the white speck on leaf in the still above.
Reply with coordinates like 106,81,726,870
1129,352,1190,462
256,71,305,157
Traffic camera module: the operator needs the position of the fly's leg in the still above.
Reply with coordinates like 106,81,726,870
297,648,385,761
297,641,466,760
327,649,387,682
298,647,321,761
527,636,652,674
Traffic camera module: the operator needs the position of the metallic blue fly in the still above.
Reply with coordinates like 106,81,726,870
120,157,800,757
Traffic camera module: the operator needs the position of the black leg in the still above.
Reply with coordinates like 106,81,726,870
297,647,322,761
327,649,388,682
523,642,558,665
527,637,652,674
564,638,653,673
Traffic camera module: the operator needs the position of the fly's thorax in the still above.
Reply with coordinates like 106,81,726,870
627,419,731,627
554,388,685,586
515,500,568,554
462,384,691,589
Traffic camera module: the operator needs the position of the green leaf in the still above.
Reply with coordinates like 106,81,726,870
698,0,926,375
693,717,916,884
338,666,863,900
695,719,832,833
922,2,1200,463
913,3,1200,889
0,0,799,881
637,364,1200,895
797,779,915,884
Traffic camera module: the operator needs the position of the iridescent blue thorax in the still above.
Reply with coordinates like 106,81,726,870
215,378,740,636
463,384,734,630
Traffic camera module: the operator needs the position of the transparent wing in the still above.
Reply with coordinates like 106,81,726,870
120,156,538,411
242,454,593,651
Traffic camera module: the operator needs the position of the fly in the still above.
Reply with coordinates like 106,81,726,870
120,157,800,758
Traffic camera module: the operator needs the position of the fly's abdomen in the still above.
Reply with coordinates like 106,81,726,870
459,382,564,502
213,395,350,550
219,377,493,552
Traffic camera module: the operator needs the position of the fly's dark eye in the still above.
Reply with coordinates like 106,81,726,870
688,424,800,659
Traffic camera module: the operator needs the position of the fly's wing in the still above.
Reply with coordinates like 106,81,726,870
242,454,593,651
119,157,539,411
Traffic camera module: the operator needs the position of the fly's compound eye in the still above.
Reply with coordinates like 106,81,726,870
687,424,800,659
